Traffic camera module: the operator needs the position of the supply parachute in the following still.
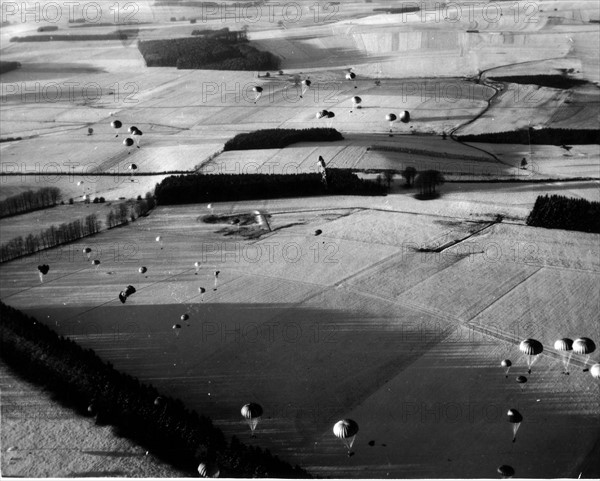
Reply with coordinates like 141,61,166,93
507,409,523,443
519,339,543,374
501,359,512,378
241,403,263,436
554,338,573,374
333,419,359,456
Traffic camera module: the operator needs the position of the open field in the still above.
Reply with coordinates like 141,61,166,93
1,0,599,477
1,200,598,478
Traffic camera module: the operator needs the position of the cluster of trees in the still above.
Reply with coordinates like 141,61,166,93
105,195,155,229
526,194,600,233
224,128,344,151
0,214,100,262
137,32,279,70
489,75,588,89
155,171,386,205
0,187,61,218
457,128,600,145
0,301,309,477
10,32,129,42
0,61,21,74
37,26,58,32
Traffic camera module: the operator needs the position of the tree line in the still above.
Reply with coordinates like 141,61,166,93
10,32,130,42
0,195,156,263
223,128,344,151
137,31,280,70
0,301,309,477
155,171,386,205
0,187,61,218
456,128,600,145
526,194,600,233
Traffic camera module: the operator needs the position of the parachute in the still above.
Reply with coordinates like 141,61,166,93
128,126,138,134
132,128,143,148
139,266,147,274
92,259,101,271
83,247,92,260
123,138,134,154
516,375,527,391
253,210,272,232
119,285,136,304
400,111,410,123
350,96,362,113
386,113,397,136
111,120,122,137
333,419,359,455
300,79,311,98
573,337,596,371
198,286,206,301
194,261,201,274
507,409,522,443
173,323,181,329
501,359,512,378
181,314,189,321
252,86,263,104
241,403,263,436
519,339,543,374
554,338,573,374
37,264,50,283
316,109,329,119
590,363,600,379
315,229,322,236
198,462,220,478
129,163,137,170
156,236,163,249
326,110,335,128
154,396,165,407
497,465,515,479
345,71,357,88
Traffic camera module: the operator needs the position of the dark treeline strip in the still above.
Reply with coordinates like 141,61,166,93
526,194,600,233
369,144,488,161
69,22,146,28
10,33,129,42
0,61,21,74
0,137,23,142
457,128,600,145
0,302,309,477
489,75,588,89
223,128,344,151
137,30,279,70
37,26,58,32
0,187,61,218
155,171,386,205
0,196,155,263
372,6,420,13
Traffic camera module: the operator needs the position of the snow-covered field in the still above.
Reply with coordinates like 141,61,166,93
1,0,599,477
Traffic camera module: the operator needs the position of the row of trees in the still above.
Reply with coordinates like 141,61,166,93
0,187,61,218
526,194,600,233
489,75,588,89
0,301,309,477
457,128,600,145
155,171,386,205
137,32,280,70
0,213,100,262
0,61,21,74
105,195,155,229
10,32,129,42
224,128,344,151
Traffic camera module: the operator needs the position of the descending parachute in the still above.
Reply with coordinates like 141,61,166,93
83,247,92,260
37,264,50,283
400,111,410,123
198,286,206,301
326,110,335,128
300,79,311,98
385,113,397,136
516,375,528,391
173,324,181,329
128,163,138,182
507,409,523,443
333,419,359,455
139,266,147,274
501,359,512,378
519,339,543,374
573,337,596,371
350,96,362,113
119,285,136,304
181,314,189,321
111,120,122,137
345,71,357,88
198,462,220,478
123,138,134,154
315,229,322,236
497,465,515,479
156,236,163,249
316,109,329,119
128,126,138,134
253,210,272,231
554,338,573,374
132,128,143,148
92,259,101,270
194,261,201,274
154,396,165,407
590,363,600,379
241,403,263,436
252,86,263,104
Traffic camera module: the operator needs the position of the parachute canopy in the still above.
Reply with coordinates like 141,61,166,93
129,163,138,170
241,403,263,419
501,359,512,368
590,363,600,379
400,111,410,123
386,113,397,122
252,86,263,93
92,259,100,266
37,264,50,275
83,247,92,254
173,324,181,329
302,79,311,87
181,314,189,321
516,375,527,384
345,72,356,80
123,138,134,147
554,338,573,351
327,111,335,118
519,339,543,355
333,419,359,439
497,465,515,477
154,396,164,406
573,337,596,355
316,109,329,119
198,462,220,478
507,409,523,423
128,126,138,134
156,236,161,242
199,287,206,294
111,120,122,129
315,229,322,236
352,96,362,104
139,266,147,274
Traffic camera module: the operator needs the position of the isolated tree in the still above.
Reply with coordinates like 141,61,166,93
414,170,445,196
521,157,528,169
402,166,417,187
